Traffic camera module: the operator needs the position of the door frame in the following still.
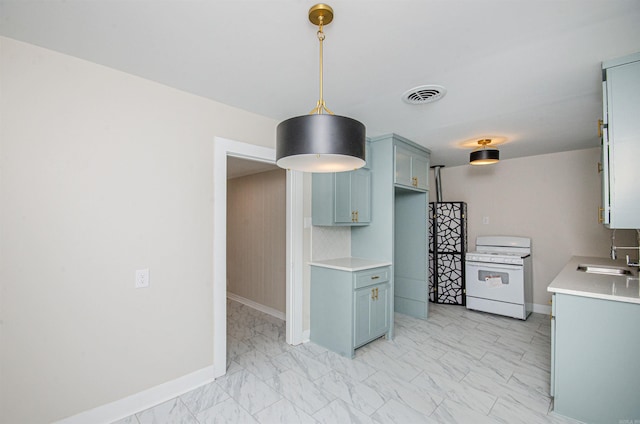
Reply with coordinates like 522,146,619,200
213,136,304,377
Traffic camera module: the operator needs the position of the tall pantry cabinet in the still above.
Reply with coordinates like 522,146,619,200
352,134,430,320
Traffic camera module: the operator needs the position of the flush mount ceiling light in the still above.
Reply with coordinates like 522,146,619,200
276,4,366,173
469,139,500,165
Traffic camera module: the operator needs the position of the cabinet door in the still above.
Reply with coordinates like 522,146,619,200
351,169,371,223
354,287,374,347
600,79,611,226
394,146,413,187
604,57,640,228
370,283,390,337
412,154,429,190
334,172,353,223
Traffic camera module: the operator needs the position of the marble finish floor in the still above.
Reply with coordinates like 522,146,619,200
114,300,584,424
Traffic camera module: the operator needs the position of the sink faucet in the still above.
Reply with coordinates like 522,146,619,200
610,229,640,267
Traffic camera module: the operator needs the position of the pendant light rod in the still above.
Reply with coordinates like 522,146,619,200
309,4,334,115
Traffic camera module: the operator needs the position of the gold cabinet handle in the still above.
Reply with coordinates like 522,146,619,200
598,119,603,138
412,176,418,187
355,210,359,222
598,207,604,224
597,162,603,173
371,275,380,280
371,288,376,301
351,211,355,222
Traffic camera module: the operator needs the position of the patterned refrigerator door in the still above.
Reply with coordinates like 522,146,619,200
429,202,467,305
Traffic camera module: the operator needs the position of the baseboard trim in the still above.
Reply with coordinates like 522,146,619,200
227,292,286,321
52,365,215,424
533,303,551,315
302,329,310,343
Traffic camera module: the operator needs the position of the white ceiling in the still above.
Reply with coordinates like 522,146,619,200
1,0,639,166
227,156,279,179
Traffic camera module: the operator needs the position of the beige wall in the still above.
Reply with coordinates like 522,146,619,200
432,147,637,307
227,169,286,313
0,37,277,423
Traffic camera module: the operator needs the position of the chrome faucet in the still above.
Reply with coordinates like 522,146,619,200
610,229,640,267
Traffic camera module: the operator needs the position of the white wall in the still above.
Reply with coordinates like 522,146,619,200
0,37,277,423
432,147,637,307
227,169,286,313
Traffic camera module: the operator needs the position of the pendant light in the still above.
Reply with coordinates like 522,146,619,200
276,4,366,173
469,139,500,165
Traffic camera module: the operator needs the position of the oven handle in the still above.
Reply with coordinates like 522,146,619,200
466,261,523,271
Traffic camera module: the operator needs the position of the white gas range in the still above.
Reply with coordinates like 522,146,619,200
465,236,533,320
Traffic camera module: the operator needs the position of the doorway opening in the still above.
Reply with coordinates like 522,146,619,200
226,156,286,362
213,137,303,377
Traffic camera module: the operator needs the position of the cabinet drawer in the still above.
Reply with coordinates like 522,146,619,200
354,268,390,289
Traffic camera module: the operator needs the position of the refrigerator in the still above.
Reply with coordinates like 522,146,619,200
429,201,467,305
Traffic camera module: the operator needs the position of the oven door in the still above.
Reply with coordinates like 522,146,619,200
465,261,524,304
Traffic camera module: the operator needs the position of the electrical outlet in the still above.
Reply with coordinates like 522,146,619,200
135,268,150,288
482,216,490,225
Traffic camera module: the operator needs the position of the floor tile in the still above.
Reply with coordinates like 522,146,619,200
253,398,317,424
291,341,328,357
136,398,197,424
227,335,252,360
370,398,437,424
215,369,282,415
196,398,258,424
180,381,230,416
234,349,290,381
431,398,497,424
314,370,385,415
356,348,421,381
273,349,333,381
314,350,377,382
265,369,335,415
244,332,291,358
444,380,498,415
313,399,374,424
363,370,441,415
488,397,559,424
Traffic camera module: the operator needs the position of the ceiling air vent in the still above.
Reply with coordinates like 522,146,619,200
402,85,447,105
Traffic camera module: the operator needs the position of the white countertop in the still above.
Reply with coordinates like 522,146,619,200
309,257,392,272
547,256,640,304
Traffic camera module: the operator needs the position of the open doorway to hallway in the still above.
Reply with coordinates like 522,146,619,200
226,157,287,368
213,136,304,378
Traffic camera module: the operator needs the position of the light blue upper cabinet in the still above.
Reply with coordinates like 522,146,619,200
601,52,640,229
394,144,429,191
313,168,371,226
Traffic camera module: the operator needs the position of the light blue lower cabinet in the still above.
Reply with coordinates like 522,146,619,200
552,293,640,423
310,265,392,358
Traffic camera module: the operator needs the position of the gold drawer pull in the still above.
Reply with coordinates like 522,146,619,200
370,287,379,300
598,207,604,223
598,119,603,138
371,275,380,280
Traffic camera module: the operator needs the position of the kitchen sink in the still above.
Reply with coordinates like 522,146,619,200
576,264,634,276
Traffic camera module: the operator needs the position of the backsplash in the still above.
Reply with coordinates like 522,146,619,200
312,226,350,260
